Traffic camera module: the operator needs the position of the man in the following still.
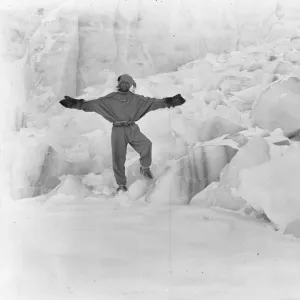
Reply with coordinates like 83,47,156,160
60,74,186,193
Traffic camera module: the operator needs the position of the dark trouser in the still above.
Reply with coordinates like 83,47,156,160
111,124,152,186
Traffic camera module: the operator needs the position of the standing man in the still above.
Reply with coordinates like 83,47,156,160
60,74,186,193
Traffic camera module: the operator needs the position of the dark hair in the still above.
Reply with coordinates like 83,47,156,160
117,81,130,92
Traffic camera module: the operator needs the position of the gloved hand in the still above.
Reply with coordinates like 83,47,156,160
59,96,84,109
164,94,186,108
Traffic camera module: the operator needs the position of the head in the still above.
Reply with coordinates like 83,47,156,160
117,74,137,93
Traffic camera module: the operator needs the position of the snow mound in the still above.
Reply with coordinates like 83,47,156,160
238,143,300,231
53,174,91,199
190,136,270,211
251,76,300,135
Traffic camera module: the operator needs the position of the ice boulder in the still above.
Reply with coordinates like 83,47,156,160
219,74,258,94
284,219,300,238
33,146,105,195
251,77,300,135
197,116,244,142
190,182,247,211
34,125,113,196
52,174,91,199
213,105,243,125
146,144,238,205
190,136,270,210
273,61,295,75
45,113,104,164
147,76,181,98
220,136,270,188
83,129,111,159
170,114,200,145
147,134,182,164
46,130,91,163
229,84,265,112
3,130,49,200
202,90,223,106
238,143,300,230
63,110,108,135
286,50,300,64
138,109,172,139
242,60,264,72
224,133,249,148
82,170,115,195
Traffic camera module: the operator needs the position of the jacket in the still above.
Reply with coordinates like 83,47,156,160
74,91,168,123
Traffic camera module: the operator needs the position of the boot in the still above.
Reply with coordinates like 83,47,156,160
140,166,153,180
116,185,128,193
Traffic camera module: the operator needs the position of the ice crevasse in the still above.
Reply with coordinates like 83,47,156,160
2,0,300,235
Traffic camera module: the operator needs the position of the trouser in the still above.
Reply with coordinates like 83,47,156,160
111,123,152,186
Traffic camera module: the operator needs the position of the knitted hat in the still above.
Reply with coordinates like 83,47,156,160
118,74,136,88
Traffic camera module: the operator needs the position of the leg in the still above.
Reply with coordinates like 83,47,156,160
111,127,128,186
128,126,152,168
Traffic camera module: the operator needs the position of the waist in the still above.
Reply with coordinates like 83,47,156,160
113,121,136,127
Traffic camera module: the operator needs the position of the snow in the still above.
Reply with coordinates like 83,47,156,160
1,202,300,299
238,143,300,230
2,0,300,299
251,76,300,135
220,136,270,188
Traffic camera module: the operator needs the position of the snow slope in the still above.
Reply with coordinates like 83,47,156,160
1,199,300,300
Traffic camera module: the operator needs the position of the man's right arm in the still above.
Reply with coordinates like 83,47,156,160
74,99,104,113
59,96,113,121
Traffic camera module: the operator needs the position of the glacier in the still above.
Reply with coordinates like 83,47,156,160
1,0,300,299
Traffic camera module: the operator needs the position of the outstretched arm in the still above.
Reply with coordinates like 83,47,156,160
60,96,102,112
59,96,114,122
136,94,186,118
138,95,169,112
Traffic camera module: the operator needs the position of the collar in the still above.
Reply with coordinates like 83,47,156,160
117,91,130,95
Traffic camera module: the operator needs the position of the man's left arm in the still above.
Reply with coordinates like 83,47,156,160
136,94,186,113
